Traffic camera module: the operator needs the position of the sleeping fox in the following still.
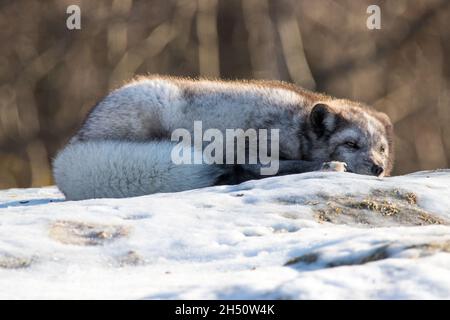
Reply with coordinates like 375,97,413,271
53,76,394,200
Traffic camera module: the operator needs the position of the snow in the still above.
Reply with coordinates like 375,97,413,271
1,170,450,299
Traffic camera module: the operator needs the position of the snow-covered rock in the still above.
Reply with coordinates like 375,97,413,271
1,170,450,299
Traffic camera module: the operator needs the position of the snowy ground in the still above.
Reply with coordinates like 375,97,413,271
1,170,450,299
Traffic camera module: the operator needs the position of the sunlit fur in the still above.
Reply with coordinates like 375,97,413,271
54,76,394,199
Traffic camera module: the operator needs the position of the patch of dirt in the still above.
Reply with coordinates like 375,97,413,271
0,254,33,269
117,250,145,267
278,188,447,227
49,220,130,246
371,189,417,205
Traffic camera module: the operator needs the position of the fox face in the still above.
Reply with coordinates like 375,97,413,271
309,101,394,177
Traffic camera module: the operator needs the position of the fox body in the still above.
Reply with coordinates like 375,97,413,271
53,76,394,200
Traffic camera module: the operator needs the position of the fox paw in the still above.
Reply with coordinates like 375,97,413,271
320,161,347,172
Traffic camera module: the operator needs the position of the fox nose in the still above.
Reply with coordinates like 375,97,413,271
371,164,384,176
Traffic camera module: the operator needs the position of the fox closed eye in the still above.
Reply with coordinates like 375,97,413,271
344,141,360,150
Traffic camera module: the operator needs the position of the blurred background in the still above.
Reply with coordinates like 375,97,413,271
0,0,449,188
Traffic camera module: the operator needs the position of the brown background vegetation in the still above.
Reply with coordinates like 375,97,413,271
0,0,449,188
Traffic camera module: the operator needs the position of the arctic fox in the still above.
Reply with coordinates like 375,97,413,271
53,76,394,200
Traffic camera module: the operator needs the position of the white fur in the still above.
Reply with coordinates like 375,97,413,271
53,141,225,200
117,79,304,133
55,77,392,200
323,113,336,131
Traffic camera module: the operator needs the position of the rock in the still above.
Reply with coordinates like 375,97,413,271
1,170,450,299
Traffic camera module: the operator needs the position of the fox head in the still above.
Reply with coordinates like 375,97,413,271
308,100,394,177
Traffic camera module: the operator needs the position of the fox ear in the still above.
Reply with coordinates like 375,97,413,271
310,103,338,136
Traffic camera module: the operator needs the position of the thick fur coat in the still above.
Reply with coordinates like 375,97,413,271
53,76,394,200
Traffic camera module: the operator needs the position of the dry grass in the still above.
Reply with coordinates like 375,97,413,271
311,189,447,227
278,188,447,227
